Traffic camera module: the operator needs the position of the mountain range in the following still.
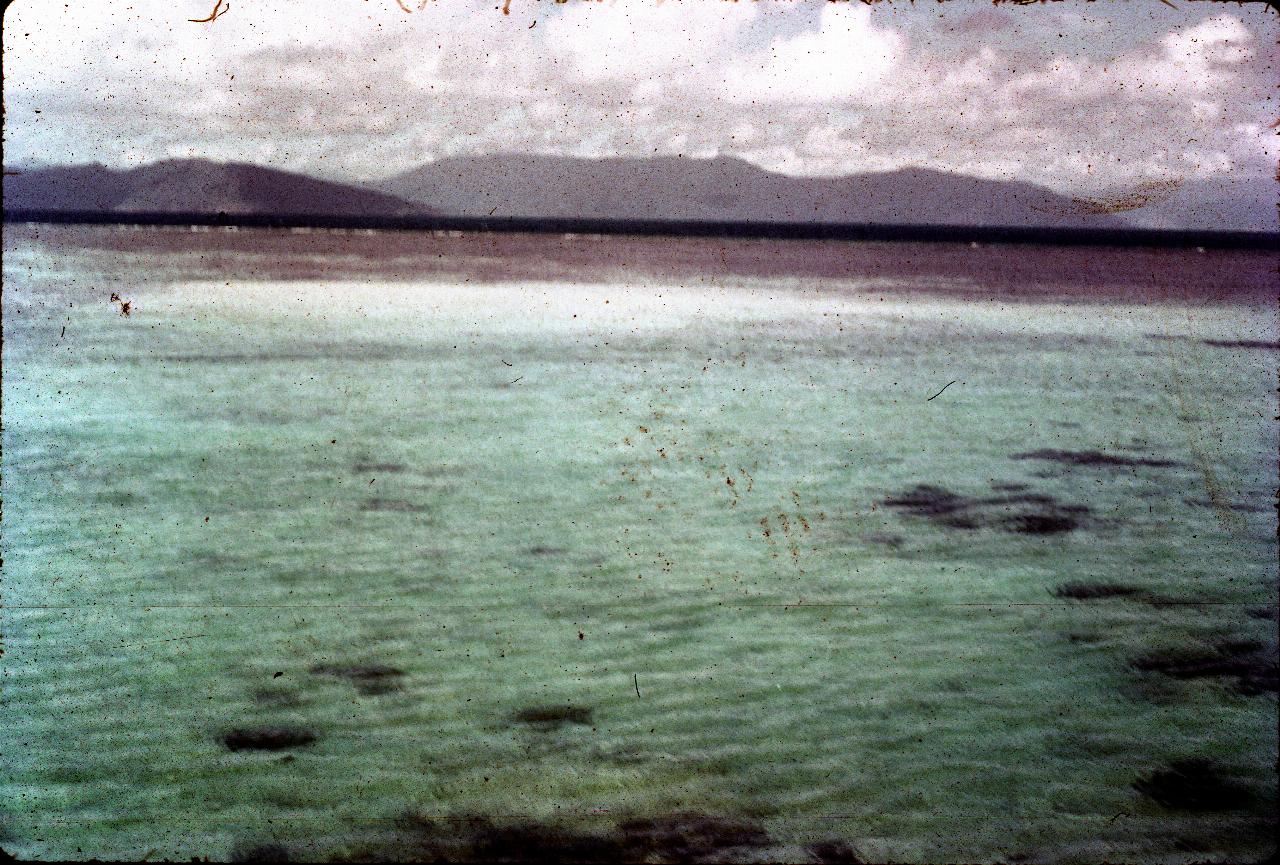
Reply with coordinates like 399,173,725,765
378,155,1124,228
4,156,1275,231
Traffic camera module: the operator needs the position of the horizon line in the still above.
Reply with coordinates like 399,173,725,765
5,209,1277,250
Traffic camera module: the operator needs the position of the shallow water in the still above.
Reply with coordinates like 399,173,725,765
2,226,1276,862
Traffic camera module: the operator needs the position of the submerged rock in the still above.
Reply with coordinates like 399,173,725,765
352,810,775,863
1003,511,1080,534
881,485,972,519
1053,582,1144,600
353,461,408,473
467,819,625,863
1133,759,1254,811
1131,640,1278,696
1012,449,1181,469
221,726,318,752
989,481,1030,492
808,839,865,864
310,663,406,695
1201,339,1280,350
616,812,771,862
510,705,594,730
360,498,430,513
881,484,1089,535
231,841,291,862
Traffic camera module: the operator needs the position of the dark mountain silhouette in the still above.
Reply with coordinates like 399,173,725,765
376,155,1126,228
3,160,430,217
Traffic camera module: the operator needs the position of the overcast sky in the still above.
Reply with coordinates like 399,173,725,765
3,0,1276,193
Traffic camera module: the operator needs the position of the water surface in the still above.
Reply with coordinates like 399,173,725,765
2,225,1276,862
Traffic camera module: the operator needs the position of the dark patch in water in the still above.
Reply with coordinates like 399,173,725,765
1131,640,1278,696
881,484,1088,535
510,705,593,730
222,726,317,752
1012,449,1181,469
360,498,430,513
97,490,140,506
353,811,774,863
1247,607,1279,621
354,462,408,474
311,663,406,695
231,841,291,862
528,546,567,556
989,481,1029,492
615,812,771,862
1132,760,1253,811
467,819,625,863
1053,582,1143,600
1003,511,1080,534
807,839,865,863
861,532,905,549
1201,339,1280,350
881,485,970,519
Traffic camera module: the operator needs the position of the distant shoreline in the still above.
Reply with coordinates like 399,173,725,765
5,208,1277,251
7,220,1275,307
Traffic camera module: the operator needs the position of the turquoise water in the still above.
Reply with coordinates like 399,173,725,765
2,226,1276,862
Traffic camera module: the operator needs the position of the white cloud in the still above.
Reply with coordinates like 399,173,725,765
721,4,904,104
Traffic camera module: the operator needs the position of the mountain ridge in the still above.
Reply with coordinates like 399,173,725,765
2,160,430,217
376,154,1127,229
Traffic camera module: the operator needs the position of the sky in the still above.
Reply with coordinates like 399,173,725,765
2,0,1276,194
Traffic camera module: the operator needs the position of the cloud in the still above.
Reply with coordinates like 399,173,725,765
541,0,757,82
721,4,904,104
2,0,1275,194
